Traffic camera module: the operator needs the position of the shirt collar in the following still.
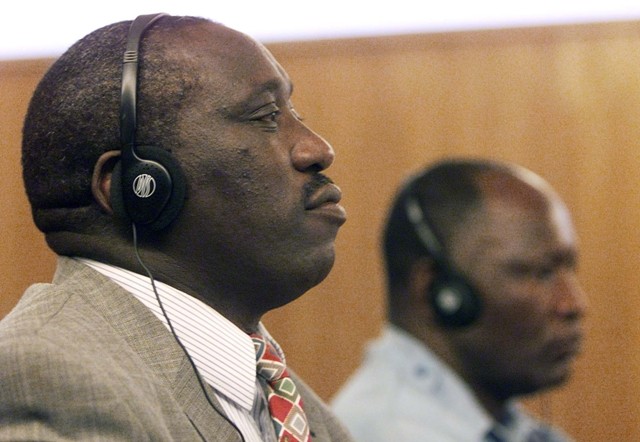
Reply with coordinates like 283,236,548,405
491,402,551,441
383,325,545,440
383,324,495,438
78,258,263,411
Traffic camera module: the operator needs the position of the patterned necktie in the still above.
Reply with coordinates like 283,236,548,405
251,333,311,442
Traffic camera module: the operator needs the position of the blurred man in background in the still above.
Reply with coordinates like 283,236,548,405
333,158,586,441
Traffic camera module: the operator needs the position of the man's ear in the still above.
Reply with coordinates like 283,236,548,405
407,258,437,310
92,150,121,214
399,257,443,335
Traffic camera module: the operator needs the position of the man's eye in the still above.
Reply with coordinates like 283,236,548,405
262,110,281,122
248,103,281,130
534,266,555,280
507,262,557,281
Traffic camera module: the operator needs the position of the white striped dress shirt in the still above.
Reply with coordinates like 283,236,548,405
78,258,278,442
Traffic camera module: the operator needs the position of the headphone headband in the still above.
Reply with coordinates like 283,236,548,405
111,13,186,230
404,194,445,262
403,189,482,327
120,13,167,158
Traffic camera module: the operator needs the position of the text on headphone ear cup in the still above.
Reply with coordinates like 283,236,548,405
111,145,186,231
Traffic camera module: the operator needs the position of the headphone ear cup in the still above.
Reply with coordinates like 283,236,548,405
429,273,482,328
110,145,186,231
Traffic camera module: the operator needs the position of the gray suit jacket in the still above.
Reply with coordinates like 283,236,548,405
0,257,353,441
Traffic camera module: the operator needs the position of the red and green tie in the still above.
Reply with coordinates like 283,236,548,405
251,334,312,442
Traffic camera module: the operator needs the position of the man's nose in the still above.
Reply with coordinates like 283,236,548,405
556,271,588,318
291,123,335,172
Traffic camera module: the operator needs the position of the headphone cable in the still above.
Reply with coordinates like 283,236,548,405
131,223,245,442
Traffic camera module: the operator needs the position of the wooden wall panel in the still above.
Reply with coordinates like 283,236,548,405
2,20,639,441
0,59,56,314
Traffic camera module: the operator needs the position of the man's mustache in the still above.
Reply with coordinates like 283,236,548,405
303,173,334,199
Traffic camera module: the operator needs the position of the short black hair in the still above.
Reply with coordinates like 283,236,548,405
382,158,512,296
21,15,208,235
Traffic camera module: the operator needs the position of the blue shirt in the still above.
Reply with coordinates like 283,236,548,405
332,325,572,442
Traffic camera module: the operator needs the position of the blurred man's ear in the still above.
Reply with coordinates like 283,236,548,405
408,258,435,301
395,257,443,339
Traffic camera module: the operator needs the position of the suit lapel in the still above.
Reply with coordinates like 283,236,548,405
291,370,333,441
169,356,243,441
55,257,242,441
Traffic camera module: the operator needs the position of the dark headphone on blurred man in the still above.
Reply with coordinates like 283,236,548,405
404,192,482,327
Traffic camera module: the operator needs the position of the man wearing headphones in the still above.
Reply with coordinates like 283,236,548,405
332,158,587,441
0,14,352,442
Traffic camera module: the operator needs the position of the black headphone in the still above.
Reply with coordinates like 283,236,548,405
404,193,482,327
111,13,187,231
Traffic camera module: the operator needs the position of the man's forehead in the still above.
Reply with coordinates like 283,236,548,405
474,196,577,256
165,21,266,65
163,22,293,104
